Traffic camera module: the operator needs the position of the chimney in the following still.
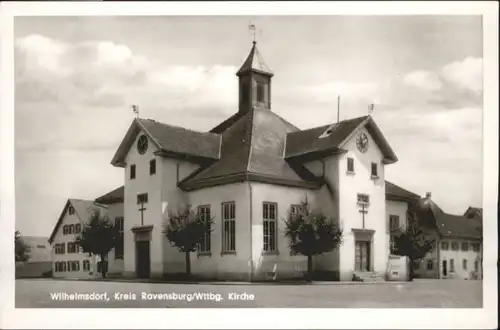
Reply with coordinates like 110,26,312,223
425,192,432,199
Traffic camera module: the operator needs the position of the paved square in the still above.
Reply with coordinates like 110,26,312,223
15,279,482,308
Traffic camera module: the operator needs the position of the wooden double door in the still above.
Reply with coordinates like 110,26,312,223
355,240,371,272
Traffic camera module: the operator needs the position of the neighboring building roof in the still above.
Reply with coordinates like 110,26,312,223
95,186,124,204
179,106,322,191
236,41,273,77
385,181,420,203
111,118,221,167
284,115,398,164
419,198,482,239
48,199,108,244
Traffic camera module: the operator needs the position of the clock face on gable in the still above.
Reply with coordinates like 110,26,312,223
356,133,369,153
137,135,148,155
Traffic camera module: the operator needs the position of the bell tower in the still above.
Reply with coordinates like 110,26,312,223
236,41,273,114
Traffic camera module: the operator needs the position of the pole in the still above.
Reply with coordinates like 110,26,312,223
337,95,340,123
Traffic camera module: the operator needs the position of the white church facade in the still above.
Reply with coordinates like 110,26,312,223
49,41,430,281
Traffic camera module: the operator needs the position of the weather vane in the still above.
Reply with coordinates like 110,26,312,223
248,22,256,42
132,104,139,118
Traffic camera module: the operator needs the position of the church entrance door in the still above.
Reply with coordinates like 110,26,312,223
355,241,370,272
136,241,151,278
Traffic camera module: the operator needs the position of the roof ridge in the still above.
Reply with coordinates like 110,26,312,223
245,108,256,171
139,118,220,137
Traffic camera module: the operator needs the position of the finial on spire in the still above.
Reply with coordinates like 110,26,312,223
248,22,256,43
132,104,139,118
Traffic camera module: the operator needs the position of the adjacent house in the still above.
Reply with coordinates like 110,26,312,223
414,196,483,280
48,199,119,279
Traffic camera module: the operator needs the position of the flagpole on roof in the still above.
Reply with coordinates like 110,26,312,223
337,95,340,123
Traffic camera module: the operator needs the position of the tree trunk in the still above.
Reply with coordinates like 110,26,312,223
100,254,107,279
185,251,191,278
408,259,415,281
307,255,313,282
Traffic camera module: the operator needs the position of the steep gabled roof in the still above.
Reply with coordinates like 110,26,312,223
48,199,107,244
385,181,421,203
419,199,482,239
95,186,124,205
111,118,221,167
236,41,273,77
285,115,398,164
179,107,321,191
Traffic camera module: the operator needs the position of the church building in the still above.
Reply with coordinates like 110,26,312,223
107,41,402,282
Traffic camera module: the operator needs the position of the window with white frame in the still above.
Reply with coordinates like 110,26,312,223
462,259,467,270
472,243,480,252
357,193,370,205
347,157,355,173
63,225,68,235
451,242,459,251
371,162,378,177
263,202,278,253
114,217,124,259
198,205,211,254
450,259,455,272
83,260,90,271
222,202,236,253
427,260,433,270
441,241,449,250
75,223,81,234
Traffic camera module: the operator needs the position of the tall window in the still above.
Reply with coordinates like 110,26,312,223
451,242,459,251
222,202,236,253
83,260,90,271
389,215,400,253
450,259,455,273
198,205,211,254
389,215,400,232
347,157,355,173
137,193,148,204
240,79,249,104
371,162,378,177
427,260,433,270
55,243,65,254
130,164,136,180
150,159,156,175
256,82,266,103
357,193,370,205
114,217,124,259
263,202,278,253
75,223,81,234
68,206,75,215
441,241,449,250
462,259,468,270
474,260,479,272
461,242,469,251
63,225,68,235
68,224,75,234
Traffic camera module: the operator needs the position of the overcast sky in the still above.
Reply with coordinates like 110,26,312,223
14,15,483,237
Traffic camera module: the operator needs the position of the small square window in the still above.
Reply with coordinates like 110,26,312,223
130,164,136,180
451,242,459,251
357,194,370,205
461,242,469,251
137,193,148,204
150,159,156,175
347,158,354,173
371,162,378,177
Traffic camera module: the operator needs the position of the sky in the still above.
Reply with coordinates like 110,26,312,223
13,15,483,237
